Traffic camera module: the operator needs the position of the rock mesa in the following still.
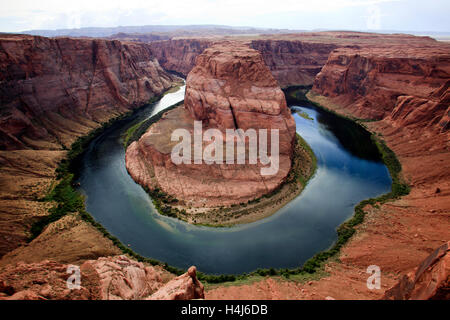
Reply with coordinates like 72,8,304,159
126,42,296,209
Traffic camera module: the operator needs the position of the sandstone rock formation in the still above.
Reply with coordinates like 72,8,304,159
311,45,450,124
1,31,449,301
383,241,449,300
149,39,212,77
250,40,337,87
295,39,450,301
147,32,440,89
126,42,296,212
0,255,204,300
0,34,176,150
148,266,204,300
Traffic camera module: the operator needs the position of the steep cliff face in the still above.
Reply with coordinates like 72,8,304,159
0,34,177,257
148,38,336,88
126,42,296,213
250,40,337,87
311,46,450,126
0,34,176,150
301,41,450,301
0,255,204,300
184,42,296,140
148,33,437,90
149,39,212,76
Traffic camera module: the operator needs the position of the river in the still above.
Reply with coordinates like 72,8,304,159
77,85,391,274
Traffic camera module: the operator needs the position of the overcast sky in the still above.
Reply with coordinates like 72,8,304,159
0,0,449,33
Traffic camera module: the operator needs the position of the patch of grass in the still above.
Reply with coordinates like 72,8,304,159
296,110,314,121
123,100,184,148
30,174,84,239
122,121,143,148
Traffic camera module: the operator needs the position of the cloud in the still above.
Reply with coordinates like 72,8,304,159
366,5,382,29
0,0,447,33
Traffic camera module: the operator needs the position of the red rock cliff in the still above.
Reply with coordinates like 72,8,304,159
0,34,176,150
149,39,212,77
250,40,337,87
148,33,437,90
304,40,450,301
148,38,335,88
0,34,177,257
311,45,450,127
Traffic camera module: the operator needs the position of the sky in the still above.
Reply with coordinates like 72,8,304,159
0,0,449,33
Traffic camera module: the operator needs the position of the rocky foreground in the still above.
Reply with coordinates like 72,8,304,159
0,255,204,300
126,42,299,221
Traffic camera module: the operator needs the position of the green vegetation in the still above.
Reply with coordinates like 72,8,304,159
123,100,184,148
162,83,183,96
284,85,313,105
295,133,317,186
30,174,84,239
296,110,314,121
31,110,137,240
122,121,143,148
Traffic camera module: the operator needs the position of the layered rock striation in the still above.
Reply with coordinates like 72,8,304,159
250,40,337,87
296,40,450,300
0,34,176,150
126,42,296,214
149,39,212,77
0,34,177,256
148,32,441,89
311,45,450,125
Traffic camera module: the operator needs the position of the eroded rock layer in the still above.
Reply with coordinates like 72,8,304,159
206,35,450,300
0,34,177,256
0,34,176,150
383,241,449,300
311,45,450,125
0,255,204,300
149,39,212,77
126,42,296,208
249,40,337,87
147,32,441,89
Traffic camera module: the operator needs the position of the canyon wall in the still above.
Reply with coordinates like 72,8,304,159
0,34,177,257
292,41,450,300
311,45,450,124
148,33,438,90
148,38,336,88
126,42,296,210
0,34,176,150
149,39,213,77
250,40,337,87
